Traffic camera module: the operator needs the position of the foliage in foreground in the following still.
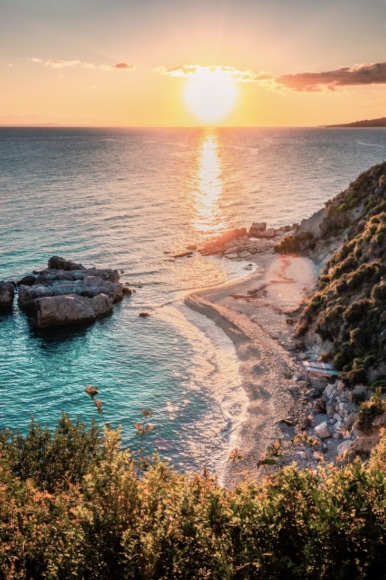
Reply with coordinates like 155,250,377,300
0,414,385,579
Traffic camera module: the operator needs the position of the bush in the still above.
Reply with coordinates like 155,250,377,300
0,415,385,578
357,392,386,431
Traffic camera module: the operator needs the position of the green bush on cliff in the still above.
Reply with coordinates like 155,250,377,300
0,414,385,579
296,161,386,380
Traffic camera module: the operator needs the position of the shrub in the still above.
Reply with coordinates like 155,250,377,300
274,235,300,254
357,391,386,431
0,416,385,578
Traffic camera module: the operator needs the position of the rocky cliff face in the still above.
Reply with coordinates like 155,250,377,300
289,161,386,385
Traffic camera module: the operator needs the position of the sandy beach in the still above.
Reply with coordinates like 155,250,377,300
186,240,319,486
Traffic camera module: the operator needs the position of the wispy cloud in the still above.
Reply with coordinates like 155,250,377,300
155,64,273,86
276,62,386,92
28,57,135,72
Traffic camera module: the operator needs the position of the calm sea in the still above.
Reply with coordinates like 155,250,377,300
1,126,385,474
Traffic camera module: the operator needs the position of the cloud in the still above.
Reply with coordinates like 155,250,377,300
28,57,95,69
155,61,386,94
154,64,273,85
28,58,135,72
276,62,386,92
99,62,135,71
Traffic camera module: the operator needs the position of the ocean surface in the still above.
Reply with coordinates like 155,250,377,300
1,126,385,474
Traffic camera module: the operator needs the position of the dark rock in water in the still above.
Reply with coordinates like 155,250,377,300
139,311,150,317
0,281,15,309
25,294,114,329
47,256,85,271
122,287,133,295
173,251,193,258
17,275,37,287
18,256,123,329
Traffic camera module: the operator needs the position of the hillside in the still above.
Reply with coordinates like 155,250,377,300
326,117,386,128
276,161,386,385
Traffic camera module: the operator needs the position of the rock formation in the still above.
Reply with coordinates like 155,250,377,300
17,256,125,329
0,282,15,309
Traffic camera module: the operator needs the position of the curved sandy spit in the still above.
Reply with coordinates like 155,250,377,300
185,248,318,486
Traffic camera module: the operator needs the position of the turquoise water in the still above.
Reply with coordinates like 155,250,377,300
1,126,385,473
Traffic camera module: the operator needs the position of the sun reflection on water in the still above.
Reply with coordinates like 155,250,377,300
191,132,226,236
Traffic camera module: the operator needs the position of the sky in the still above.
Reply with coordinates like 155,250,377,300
1,0,386,127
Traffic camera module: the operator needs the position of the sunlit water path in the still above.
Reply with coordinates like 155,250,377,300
0,126,385,474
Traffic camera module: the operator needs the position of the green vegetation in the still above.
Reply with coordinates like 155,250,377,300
295,162,386,382
0,414,385,579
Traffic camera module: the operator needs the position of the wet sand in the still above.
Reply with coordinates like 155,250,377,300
186,245,318,486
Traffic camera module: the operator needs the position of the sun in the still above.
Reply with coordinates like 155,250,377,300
184,68,237,124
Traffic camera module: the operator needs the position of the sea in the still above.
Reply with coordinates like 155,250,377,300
1,126,385,475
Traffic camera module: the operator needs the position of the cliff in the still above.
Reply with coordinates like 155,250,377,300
278,161,386,385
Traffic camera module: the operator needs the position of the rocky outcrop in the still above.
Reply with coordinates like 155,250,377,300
17,257,125,329
196,224,296,259
0,282,15,309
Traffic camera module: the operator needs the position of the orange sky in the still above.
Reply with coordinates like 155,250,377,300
1,0,386,127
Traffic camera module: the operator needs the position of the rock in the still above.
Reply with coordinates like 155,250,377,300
248,222,267,237
337,439,352,456
17,257,123,329
200,228,247,255
91,293,114,318
17,275,37,286
139,312,150,317
25,294,97,329
47,256,84,270
260,228,276,238
122,287,133,295
313,398,326,414
173,251,193,258
0,282,15,309
18,278,123,308
315,422,331,439
299,413,311,429
323,383,336,400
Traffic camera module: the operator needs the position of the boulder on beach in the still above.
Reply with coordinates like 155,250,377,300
0,282,15,309
18,256,125,329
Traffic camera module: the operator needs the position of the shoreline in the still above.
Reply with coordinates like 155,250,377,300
185,239,319,486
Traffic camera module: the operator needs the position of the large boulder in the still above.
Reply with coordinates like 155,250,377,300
25,294,113,329
0,282,15,309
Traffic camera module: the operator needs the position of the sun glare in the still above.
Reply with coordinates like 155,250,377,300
191,133,226,234
184,68,237,124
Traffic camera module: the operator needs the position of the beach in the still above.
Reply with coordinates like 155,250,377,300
186,236,319,486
